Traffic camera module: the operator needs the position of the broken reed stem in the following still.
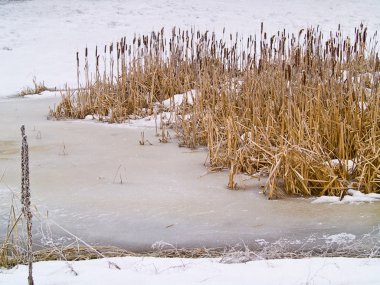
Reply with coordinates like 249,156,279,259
21,125,34,285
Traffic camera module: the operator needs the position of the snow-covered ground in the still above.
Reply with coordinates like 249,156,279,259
1,0,380,96
1,256,380,285
1,0,380,284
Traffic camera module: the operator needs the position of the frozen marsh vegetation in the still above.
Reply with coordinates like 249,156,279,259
1,0,380,284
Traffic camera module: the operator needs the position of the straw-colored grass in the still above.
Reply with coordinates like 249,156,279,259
50,24,380,198
18,77,49,96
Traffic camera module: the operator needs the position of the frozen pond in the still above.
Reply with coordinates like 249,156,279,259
1,0,380,251
0,95,379,250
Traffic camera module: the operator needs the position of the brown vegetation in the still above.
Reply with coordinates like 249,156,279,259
50,24,380,198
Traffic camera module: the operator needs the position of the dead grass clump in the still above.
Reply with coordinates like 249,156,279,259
0,203,24,268
18,77,49,96
51,24,380,197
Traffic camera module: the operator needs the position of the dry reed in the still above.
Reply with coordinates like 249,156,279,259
18,77,49,96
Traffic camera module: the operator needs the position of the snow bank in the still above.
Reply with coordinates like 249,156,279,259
1,256,380,285
312,189,380,204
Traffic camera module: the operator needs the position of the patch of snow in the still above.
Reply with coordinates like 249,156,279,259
79,89,195,127
341,70,350,82
324,233,356,245
162,90,197,109
325,159,356,173
358,101,368,111
240,132,252,142
254,239,268,246
84,114,102,121
367,192,380,199
84,115,94,120
340,195,379,203
312,196,340,204
23,90,60,100
312,189,380,204
344,189,380,203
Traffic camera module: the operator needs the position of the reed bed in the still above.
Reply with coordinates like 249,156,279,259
51,24,380,198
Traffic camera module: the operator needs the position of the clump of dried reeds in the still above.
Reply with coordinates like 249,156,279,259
0,200,23,268
18,77,49,96
51,24,380,198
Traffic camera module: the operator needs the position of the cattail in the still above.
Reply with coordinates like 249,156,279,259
302,70,306,85
21,125,34,285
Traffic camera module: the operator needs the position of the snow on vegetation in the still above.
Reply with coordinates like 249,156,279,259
324,233,356,245
313,189,380,204
161,90,197,109
79,90,197,128
1,256,380,285
325,159,356,174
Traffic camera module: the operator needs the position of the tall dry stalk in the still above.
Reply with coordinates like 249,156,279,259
21,125,34,285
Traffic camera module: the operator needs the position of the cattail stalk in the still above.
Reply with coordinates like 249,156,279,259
21,125,34,285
